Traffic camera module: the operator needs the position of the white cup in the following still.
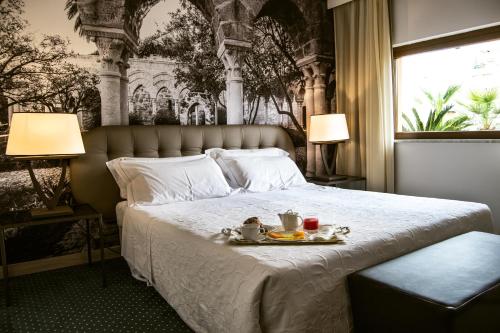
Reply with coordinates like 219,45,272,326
241,224,263,241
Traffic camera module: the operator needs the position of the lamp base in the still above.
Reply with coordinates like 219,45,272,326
313,174,348,182
30,205,74,219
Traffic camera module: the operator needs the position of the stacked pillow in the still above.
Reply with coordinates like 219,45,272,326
206,148,306,192
106,147,306,206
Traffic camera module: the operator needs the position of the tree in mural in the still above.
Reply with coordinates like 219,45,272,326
244,15,304,137
138,0,305,138
29,64,100,123
138,0,226,111
0,0,100,126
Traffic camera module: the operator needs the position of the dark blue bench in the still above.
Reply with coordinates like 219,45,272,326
349,231,500,333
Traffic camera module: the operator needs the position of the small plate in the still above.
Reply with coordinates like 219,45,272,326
232,233,266,243
319,224,351,235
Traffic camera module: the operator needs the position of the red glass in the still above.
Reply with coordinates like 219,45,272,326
303,217,319,231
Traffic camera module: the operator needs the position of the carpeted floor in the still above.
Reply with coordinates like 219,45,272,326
0,258,193,333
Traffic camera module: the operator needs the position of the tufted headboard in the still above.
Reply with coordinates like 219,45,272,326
69,125,295,220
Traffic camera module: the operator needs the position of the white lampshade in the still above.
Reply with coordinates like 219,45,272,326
309,113,350,143
6,112,85,158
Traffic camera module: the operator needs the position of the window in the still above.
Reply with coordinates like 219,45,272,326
395,37,500,139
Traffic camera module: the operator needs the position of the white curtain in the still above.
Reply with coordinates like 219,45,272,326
334,0,395,192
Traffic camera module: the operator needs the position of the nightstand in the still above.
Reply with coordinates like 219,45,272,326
307,176,367,190
0,204,106,306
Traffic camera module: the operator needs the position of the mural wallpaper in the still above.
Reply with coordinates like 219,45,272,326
0,0,335,263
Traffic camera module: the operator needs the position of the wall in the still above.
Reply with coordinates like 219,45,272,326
391,0,500,46
395,140,500,232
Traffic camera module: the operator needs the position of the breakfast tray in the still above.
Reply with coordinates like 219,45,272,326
224,225,349,246
227,236,346,245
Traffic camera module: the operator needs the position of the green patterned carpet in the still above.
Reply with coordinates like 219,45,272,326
0,258,193,333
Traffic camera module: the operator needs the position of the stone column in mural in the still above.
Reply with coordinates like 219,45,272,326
300,59,333,177
264,97,269,124
119,54,130,125
312,62,330,115
312,62,332,176
294,89,305,128
301,66,316,177
219,46,245,124
95,37,127,126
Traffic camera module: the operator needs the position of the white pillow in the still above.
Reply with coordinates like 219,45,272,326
217,155,306,192
126,157,232,206
206,148,290,187
205,147,289,159
106,155,205,198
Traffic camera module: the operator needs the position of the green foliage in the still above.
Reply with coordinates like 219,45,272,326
460,89,500,130
402,85,472,131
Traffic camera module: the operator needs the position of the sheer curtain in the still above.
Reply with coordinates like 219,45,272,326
334,0,395,192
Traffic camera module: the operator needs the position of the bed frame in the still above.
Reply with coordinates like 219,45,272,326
69,125,296,221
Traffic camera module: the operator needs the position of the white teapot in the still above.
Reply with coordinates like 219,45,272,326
278,209,303,231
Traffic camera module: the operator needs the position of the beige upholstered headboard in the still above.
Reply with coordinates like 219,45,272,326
70,125,295,220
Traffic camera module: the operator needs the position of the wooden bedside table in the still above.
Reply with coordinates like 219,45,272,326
0,204,106,306
307,176,367,190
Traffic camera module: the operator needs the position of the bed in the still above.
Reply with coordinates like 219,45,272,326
70,125,494,333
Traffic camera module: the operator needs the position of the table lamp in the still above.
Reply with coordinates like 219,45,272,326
309,113,350,181
6,112,85,218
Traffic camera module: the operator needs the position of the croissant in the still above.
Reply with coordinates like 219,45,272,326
243,216,262,227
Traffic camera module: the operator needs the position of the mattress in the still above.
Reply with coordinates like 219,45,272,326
120,184,493,333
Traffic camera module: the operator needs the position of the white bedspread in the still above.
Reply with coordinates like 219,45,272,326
121,184,493,333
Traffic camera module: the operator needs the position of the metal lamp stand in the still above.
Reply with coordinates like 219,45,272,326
314,141,347,181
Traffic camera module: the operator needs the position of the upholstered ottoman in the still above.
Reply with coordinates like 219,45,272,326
348,231,500,333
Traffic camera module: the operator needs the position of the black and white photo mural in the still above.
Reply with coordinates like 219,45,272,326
0,0,335,262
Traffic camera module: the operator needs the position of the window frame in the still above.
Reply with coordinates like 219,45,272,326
392,25,500,140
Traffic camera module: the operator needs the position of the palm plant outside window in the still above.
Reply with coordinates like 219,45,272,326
396,39,500,135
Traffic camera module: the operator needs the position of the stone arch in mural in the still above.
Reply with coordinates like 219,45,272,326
170,0,332,59
128,70,155,120
152,72,177,94
130,85,153,125
253,0,333,60
154,87,179,125
187,102,205,126
180,93,214,126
